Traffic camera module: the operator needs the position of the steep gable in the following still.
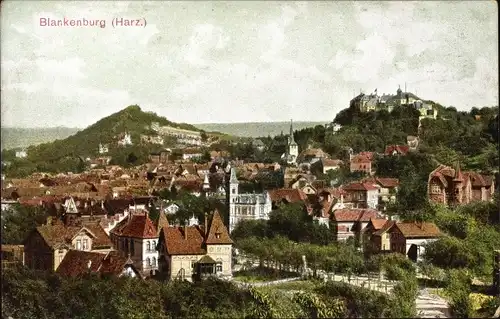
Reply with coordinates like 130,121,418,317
155,211,169,234
116,213,158,239
205,210,233,245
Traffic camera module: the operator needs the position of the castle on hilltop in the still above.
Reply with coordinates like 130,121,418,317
350,85,438,120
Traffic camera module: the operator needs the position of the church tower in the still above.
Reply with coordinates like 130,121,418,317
287,119,298,164
229,168,239,232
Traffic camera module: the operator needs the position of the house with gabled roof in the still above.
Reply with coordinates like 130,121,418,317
350,152,374,175
57,250,141,278
427,163,495,207
365,219,395,254
341,182,379,209
23,218,113,272
384,145,410,156
386,221,442,262
361,177,399,210
109,211,161,277
157,210,233,282
331,208,383,241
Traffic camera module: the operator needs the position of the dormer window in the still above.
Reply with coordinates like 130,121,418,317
215,232,221,239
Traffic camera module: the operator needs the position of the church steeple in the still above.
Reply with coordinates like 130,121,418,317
397,85,402,97
289,119,297,145
287,119,299,165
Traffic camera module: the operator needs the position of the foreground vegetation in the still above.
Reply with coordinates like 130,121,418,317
2,264,420,319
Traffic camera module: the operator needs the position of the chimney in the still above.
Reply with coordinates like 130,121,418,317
184,224,188,240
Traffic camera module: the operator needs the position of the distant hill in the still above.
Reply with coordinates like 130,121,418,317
28,105,206,157
1,127,81,150
196,121,328,138
1,105,225,176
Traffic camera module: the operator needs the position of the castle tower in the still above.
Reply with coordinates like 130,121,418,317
288,119,298,164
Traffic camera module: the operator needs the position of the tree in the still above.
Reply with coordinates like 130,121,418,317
423,236,472,269
1,204,51,245
231,220,270,242
445,269,473,318
293,292,345,318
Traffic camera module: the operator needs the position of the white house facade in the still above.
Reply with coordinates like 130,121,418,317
228,168,272,233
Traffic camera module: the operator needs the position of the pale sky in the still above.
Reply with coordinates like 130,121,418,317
1,1,498,128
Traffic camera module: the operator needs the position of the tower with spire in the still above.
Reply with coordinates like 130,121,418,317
287,119,298,165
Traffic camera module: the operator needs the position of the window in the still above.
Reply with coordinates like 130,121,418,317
147,257,151,267
216,262,222,272
76,240,81,250
215,232,221,239
431,184,440,194
152,257,156,267
130,239,135,254
152,241,157,251
232,189,235,194
147,241,151,252
82,239,88,250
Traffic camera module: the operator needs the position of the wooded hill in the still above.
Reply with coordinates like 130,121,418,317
1,105,231,176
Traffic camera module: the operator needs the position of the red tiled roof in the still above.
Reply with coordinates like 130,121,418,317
81,221,113,248
333,208,380,222
373,220,396,236
162,225,206,255
358,152,375,160
394,222,442,238
368,218,389,230
318,187,347,198
322,159,343,167
99,251,137,276
159,211,233,256
384,145,410,156
57,250,137,277
205,211,233,245
350,155,372,164
342,182,378,191
56,250,103,276
375,178,399,188
35,223,97,248
111,213,158,239
268,188,307,203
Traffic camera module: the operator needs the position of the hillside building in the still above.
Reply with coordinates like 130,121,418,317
117,133,133,146
427,163,495,207
350,85,438,118
98,143,109,154
15,150,27,158
158,126,201,146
